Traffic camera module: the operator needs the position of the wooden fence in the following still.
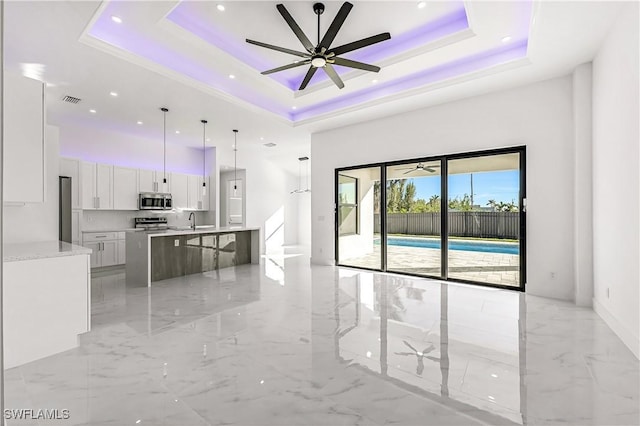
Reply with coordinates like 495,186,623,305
374,212,520,239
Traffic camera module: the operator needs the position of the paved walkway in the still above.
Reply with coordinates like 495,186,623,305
340,244,520,287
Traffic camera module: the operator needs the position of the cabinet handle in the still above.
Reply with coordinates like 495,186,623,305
95,235,107,238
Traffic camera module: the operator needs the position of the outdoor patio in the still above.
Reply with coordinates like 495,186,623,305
340,244,520,287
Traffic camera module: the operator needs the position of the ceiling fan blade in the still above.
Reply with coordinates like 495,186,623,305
246,39,310,58
319,2,353,49
323,63,345,89
403,169,417,175
395,166,415,171
261,60,311,75
299,66,318,91
332,57,380,73
425,168,437,173
276,4,315,53
330,32,391,56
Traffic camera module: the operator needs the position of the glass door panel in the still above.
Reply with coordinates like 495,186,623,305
337,166,382,270
385,160,442,277
446,152,522,287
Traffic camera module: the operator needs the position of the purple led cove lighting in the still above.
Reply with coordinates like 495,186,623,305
166,2,296,90
167,2,470,91
89,2,290,117
291,40,529,122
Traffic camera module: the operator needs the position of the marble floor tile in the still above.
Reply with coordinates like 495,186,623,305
2,251,638,425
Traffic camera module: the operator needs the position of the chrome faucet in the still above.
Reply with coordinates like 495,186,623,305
188,212,196,230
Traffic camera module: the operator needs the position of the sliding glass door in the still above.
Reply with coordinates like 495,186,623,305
385,160,442,277
446,152,523,288
336,166,382,270
336,147,525,291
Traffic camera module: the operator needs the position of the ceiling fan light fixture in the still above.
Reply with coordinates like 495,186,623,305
311,56,327,68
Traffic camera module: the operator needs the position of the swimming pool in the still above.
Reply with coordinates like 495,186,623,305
379,237,519,255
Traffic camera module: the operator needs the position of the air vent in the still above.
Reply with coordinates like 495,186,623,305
62,95,81,104
263,142,277,148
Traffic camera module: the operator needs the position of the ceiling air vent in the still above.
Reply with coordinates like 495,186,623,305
263,142,277,148
62,95,81,104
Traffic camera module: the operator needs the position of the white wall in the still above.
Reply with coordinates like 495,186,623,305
312,76,576,301
217,146,300,254
4,126,60,244
59,124,214,176
592,3,639,358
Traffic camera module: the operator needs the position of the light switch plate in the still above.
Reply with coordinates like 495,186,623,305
174,239,179,247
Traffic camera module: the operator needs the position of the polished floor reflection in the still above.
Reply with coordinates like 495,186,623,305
3,253,638,425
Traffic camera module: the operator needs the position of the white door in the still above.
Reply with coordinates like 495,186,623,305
101,241,118,267
96,164,113,210
113,166,138,210
227,179,243,225
138,169,156,193
85,242,100,268
81,162,97,210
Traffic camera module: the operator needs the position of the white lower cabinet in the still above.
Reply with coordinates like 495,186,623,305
83,232,126,268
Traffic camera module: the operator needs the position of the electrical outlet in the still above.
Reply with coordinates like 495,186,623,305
550,272,555,279
174,239,180,247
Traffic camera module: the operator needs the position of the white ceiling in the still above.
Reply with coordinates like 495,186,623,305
3,1,626,172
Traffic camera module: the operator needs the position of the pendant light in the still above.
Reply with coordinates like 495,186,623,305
290,156,311,194
201,119,207,196
160,107,169,193
232,129,239,196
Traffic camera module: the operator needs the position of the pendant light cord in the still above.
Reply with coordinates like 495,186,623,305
201,120,207,188
160,107,169,187
233,130,238,190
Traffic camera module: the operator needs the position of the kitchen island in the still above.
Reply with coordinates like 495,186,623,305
125,227,260,286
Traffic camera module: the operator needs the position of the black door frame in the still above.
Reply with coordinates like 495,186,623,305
335,146,526,292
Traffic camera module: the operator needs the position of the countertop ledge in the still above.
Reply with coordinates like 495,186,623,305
82,228,137,233
128,226,260,237
4,241,92,262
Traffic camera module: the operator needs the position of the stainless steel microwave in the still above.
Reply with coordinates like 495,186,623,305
139,192,172,210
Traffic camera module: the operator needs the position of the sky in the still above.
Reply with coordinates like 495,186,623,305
409,170,520,207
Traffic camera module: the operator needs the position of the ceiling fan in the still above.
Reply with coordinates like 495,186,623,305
396,163,440,175
246,2,391,90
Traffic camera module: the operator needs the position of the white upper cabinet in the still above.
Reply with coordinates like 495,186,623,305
139,169,170,193
81,162,113,210
171,172,189,209
3,73,45,203
113,166,138,210
60,157,82,209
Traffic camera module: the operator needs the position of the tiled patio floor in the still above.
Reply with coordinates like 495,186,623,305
340,244,520,287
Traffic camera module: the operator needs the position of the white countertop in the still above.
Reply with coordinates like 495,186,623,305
3,241,92,262
128,226,260,238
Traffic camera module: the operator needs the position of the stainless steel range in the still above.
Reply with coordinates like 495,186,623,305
134,217,168,231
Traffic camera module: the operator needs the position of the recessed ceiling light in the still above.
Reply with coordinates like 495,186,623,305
417,1,427,9
229,74,235,79
89,109,96,114
137,121,143,125
217,4,225,12
372,79,378,84
206,138,210,142
260,137,264,140
110,91,118,97
292,106,297,110
111,15,123,24
502,36,512,43
175,130,180,134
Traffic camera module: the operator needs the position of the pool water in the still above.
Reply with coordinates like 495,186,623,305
379,237,519,255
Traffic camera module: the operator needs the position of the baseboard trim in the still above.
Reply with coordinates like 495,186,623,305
593,297,640,359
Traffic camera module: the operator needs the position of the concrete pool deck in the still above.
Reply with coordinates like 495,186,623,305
340,244,520,287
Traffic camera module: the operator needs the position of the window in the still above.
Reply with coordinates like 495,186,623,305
338,174,358,236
